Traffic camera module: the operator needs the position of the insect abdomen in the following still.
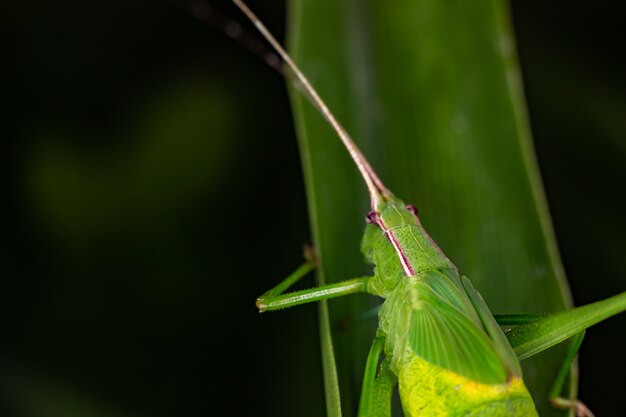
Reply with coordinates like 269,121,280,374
398,355,537,417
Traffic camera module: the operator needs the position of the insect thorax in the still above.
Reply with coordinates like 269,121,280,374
361,200,455,298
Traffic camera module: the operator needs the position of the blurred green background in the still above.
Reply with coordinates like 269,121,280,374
2,1,625,416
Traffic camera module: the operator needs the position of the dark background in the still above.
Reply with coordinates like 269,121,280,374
2,1,625,416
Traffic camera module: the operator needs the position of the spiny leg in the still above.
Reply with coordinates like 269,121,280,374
493,313,546,326
257,277,373,312
257,248,374,312
358,333,397,417
501,291,626,360
495,315,592,416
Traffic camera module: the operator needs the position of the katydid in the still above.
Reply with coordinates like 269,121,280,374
232,1,626,416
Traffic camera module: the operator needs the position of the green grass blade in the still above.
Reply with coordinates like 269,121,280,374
288,1,573,416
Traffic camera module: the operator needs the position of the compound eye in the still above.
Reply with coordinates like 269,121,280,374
366,211,380,224
406,205,418,215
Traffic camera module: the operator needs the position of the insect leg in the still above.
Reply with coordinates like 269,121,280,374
494,314,545,325
547,331,594,417
257,277,374,312
502,291,626,360
495,315,593,416
358,333,397,417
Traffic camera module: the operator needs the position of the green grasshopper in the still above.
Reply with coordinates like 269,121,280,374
233,1,626,416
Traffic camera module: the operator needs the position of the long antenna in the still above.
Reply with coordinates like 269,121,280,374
171,0,285,75
232,0,391,209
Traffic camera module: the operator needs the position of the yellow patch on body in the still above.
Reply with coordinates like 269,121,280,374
399,355,538,417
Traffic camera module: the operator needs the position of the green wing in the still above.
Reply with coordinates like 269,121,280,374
460,275,522,376
407,272,509,385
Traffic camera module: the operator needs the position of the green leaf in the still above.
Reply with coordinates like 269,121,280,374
288,0,572,416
